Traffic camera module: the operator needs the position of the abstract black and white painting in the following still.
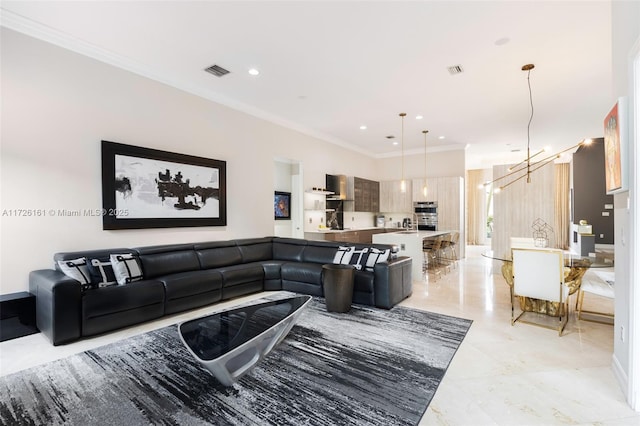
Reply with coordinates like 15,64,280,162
102,141,227,229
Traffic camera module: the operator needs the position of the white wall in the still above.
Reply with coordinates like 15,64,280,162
610,0,640,409
374,148,466,181
273,160,294,238
0,28,381,294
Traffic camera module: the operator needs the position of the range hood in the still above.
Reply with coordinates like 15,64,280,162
325,174,349,200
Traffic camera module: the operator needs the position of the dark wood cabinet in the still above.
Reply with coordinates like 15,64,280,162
351,177,380,213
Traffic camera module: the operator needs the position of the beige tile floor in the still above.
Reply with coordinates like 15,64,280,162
1,245,638,425
410,245,639,425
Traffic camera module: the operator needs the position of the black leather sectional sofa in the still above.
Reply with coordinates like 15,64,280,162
29,237,413,345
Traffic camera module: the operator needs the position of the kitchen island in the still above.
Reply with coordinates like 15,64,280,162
372,230,454,280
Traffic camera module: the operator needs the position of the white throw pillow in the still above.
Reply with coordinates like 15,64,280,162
110,253,144,285
57,257,91,286
333,246,355,265
365,248,391,272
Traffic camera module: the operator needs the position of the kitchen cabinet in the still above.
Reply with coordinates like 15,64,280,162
347,177,380,212
436,177,463,233
409,176,464,257
412,178,438,202
379,180,413,213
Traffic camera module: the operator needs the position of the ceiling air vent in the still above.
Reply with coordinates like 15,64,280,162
205,64,230,77
447,65,464,75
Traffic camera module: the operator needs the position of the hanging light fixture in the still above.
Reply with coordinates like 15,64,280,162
422,130,429,197
399,112,407,193
484,64,592,192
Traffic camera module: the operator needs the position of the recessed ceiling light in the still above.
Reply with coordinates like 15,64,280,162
447,65,463,75
438,136,445,140
248,68,260,76
360,125,367,130
416,115,423,120
392,141,399,146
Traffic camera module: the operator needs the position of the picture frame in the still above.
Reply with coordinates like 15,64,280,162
603,97,628,195
274,191,291,220
101,140,227,229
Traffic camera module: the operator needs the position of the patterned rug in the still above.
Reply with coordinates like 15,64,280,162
0,296,472,425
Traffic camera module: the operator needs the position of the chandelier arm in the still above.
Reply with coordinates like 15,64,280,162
490,140,586,187
497,169,530,191
498,155,564,191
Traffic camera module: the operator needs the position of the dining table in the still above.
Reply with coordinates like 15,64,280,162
482,249,614,316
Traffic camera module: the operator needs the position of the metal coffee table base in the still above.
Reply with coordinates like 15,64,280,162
179,296,311,386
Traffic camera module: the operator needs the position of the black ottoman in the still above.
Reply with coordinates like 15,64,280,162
322,264,355,313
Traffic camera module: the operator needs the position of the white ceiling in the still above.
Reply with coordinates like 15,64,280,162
1,1,613,169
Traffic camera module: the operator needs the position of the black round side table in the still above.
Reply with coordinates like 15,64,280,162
322,264,355,313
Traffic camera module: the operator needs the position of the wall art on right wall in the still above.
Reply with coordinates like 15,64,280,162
603,97,629,195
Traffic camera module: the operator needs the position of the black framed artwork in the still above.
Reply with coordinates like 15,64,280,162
274,191,291,220
101,140,227,229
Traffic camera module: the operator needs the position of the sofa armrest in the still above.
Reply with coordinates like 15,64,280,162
29,269,82,345
373,256,413,309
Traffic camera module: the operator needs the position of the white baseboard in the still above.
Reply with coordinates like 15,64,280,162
612,353,635,409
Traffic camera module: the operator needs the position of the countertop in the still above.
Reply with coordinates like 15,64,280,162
378,230,453,238
305,227,403,234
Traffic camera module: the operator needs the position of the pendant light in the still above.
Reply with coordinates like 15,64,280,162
484,64,591,192
422,130,429,197
399,113,407,193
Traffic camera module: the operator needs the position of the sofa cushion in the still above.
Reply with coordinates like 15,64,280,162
273,238,306,262
82,279,165,319
135,244,199,278
157,269,223,301
303,241,341,264
260,260,285,291
217,263,265,300
82,279,165,336
281,262,323,285
237,238,273,263
195,241,243,269
157,269,223,315
217,263,264,287
353,270,375,306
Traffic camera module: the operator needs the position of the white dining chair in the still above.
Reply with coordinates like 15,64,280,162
576,270,614,324
511,247,569,336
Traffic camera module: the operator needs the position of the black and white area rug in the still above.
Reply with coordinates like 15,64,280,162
0,296,472,426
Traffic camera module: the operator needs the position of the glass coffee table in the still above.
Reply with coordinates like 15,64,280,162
179,295,312,386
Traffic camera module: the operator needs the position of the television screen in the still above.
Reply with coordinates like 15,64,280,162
274,191,291,220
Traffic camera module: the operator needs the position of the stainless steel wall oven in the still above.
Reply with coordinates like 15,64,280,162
414,201,438,231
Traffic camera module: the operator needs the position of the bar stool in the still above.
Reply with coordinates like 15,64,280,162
442,232,459,269
438,235,451,274
423,236,443,279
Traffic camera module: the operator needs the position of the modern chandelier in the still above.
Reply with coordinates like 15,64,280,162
484,63,592,192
